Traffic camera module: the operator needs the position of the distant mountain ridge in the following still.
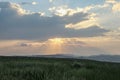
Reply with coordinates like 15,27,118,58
2,54,120,63
80,55,120,63
31,54,120,63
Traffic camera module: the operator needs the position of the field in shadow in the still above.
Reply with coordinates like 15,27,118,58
0,56,120,80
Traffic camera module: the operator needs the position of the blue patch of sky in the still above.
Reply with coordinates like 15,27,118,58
52,0,105,8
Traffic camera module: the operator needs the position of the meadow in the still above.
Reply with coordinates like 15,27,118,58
0,56,120,80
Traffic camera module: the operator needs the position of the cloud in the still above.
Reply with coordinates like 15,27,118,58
20,2,38,5
18,43,31,47
0,39,109,56
65,13,98,29
20,2,31,5
32,2,37,5
49,5,93,16
0,2,109,40
106,0,116,4
112,2,120,12
49,0,55,3
63,26,109,37
0,2,10,8
0,2,27,15
105,27,120,39
87,0,120,30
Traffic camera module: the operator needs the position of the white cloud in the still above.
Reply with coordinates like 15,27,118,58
96,8,120,29
106,0,116,4
85,0,120,30
49,0,55,3
49,5,68,16
11,3,27,15
65,13,98,29
20,2,38,5
32,2,37,5
0,2,28,15
65,20,97,29
112,2,120,12
49,5,94,16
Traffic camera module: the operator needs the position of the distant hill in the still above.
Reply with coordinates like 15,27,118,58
30,54,120,63
5,54,120,63
31,54,75,58
80,55,120,63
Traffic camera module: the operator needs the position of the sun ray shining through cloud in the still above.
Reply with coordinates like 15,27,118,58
0,0,120,56
44,38,64,54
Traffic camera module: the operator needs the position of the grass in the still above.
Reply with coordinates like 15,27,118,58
0,56,120,80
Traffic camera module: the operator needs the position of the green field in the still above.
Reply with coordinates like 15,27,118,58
0,56,120,80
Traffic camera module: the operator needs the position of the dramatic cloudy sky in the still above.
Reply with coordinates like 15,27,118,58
0,0,120,56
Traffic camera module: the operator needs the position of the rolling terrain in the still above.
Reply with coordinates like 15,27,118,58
0,56,120,80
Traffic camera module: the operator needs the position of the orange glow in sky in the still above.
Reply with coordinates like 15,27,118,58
45,38,64,54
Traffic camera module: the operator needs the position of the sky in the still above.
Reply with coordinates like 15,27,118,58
0,0,120,56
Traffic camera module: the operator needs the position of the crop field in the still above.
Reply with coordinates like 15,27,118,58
0,56,120,80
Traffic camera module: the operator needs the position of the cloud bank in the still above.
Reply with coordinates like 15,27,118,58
0,2,109,41
0,1,120,56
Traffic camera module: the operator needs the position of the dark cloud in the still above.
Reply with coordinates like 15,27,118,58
18,43,31,47
20,2,32,5
0,2,109,40
20,2,37,5
0,2,10,8
61,12,88,24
